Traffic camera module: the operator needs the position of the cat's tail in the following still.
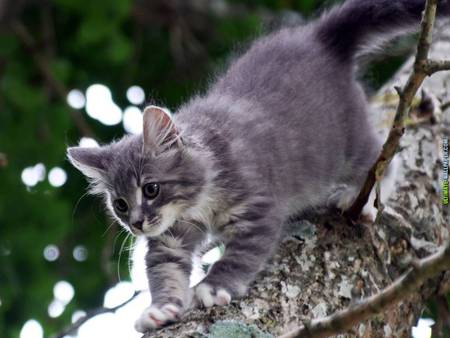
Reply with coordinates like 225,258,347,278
315,0,450,61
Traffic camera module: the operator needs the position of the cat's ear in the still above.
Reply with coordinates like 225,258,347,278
67,146,110,179
143,105,181,154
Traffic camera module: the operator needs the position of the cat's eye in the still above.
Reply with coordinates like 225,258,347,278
113,199,128,213
143,183,160,199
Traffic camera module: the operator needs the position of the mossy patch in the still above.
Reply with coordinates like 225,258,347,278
207,320,274,338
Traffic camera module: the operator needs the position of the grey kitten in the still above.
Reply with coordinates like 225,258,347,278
68,0,450,332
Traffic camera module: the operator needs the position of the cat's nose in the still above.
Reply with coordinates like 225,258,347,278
132,220,143,230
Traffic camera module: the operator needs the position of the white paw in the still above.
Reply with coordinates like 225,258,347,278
195,283,232,308
362,203,377,222
134,303,182,333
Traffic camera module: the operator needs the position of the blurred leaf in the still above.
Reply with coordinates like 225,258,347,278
51,59,73,84
106,33,132,64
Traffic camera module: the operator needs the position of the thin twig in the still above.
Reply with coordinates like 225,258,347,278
423,59,450,75
10,20,95,138
278,241,450,338
52,290,144,338
345,0,450,220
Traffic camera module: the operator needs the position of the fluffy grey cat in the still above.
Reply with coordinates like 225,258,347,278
68,0,450,332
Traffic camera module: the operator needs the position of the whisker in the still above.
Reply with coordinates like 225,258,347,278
112,227,127,255
71,191,89,225
102,220,117,237
178,219,206,235
117,232,132,283
167,228,177,241
127,237,138,279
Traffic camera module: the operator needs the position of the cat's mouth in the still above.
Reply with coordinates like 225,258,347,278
142,217,160,230
133,203,181,237
128,217,162,237
140,216,173,237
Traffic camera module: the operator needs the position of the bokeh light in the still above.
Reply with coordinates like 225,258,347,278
21,167,37,187
79,137,99,148
34,163,46,182
78,291,148,338
86,84,111,118
48,300,65,318
54,281,75,304
21,163,46,187
126,86,145,105
67,89,86,109
48,167,67,187
104,282,135,309
412,318,434,338
20,319,43,338
85,84,122,126
43,244,60,261
123,106,143,135
73,245,88,262
72,310,87,323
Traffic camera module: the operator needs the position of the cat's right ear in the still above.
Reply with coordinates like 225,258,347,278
143,105,181,154
67,147,110,180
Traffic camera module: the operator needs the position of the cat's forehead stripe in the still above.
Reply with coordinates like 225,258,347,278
136,188,142,206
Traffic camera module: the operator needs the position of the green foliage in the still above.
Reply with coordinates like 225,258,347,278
0,0,428,337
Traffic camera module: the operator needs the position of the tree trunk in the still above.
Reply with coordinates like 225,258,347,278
143,21,450,338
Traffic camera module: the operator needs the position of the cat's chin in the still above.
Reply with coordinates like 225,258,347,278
129,224,168,238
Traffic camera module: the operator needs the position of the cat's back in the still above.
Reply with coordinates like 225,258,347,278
206,24,376,167
175,21,380,212
211,25,353,105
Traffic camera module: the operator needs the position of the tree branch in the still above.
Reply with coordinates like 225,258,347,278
10,20,95,138
345,0,449,220
279,240,450,338
52,290,144,338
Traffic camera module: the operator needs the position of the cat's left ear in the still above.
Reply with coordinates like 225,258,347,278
142,105,182,154
67,146,111,180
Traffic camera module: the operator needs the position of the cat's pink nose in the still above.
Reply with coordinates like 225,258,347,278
133,220,143,230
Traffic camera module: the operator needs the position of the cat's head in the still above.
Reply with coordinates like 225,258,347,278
67,106,210,237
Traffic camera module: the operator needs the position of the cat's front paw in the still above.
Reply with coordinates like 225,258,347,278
194,282,232,308
134,303,182,333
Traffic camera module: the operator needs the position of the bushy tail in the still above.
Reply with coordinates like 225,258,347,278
315,0,450,60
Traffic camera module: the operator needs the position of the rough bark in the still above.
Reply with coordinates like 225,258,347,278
143,21,450,338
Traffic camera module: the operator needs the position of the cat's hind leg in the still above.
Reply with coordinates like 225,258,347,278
329,155,400,221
